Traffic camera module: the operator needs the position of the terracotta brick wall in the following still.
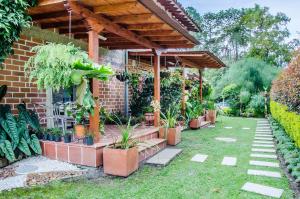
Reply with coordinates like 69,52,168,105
0,36,46,122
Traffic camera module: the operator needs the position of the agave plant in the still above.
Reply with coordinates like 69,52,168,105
0,103,42,163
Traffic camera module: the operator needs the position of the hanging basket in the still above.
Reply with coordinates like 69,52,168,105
116,72,129,82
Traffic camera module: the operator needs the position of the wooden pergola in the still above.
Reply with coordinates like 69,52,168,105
128,50,226,113
29,0,200,139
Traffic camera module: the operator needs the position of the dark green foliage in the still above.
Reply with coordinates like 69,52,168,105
0,103,42,163
0,0,37,67
0,85,7,101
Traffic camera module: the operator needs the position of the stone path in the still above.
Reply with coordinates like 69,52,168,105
221,156,237,166
191,154,208,163
215,137,236,142
0,156,83,192
224,126,233,129
240,119,286,198
146,148,182,166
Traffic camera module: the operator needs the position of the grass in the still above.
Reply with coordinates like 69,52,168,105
0,116,294,199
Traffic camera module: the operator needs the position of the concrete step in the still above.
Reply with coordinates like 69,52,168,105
138,138,166,163
146,148,182,166
200,121,211,128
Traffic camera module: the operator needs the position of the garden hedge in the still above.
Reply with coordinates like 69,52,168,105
270,100,300,147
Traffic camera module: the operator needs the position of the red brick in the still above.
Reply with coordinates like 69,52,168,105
69,146,82,165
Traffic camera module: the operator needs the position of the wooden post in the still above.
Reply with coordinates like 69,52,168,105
181,66,186,115
153,52,160,127
199,69,203,103
88,30,100,140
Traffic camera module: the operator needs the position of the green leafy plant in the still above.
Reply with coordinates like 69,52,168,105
0,103,42,163
0,0,37,68
0,85,7,101
161,106,179,129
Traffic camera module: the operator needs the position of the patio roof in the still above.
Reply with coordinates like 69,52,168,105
128,51,226,69
28,0,200,49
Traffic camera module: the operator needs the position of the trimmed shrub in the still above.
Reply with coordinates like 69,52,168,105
270,101,300,147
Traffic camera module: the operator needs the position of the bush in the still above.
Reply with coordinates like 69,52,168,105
270,101,300,147
271,49,300,114
248,94,265,117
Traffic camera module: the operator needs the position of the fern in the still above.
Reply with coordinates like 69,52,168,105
29,134,42,155
18,137,31,156
0,140,16,162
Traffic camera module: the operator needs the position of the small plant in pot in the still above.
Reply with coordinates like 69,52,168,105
84,131,94,146
63,130,73,143
103,117,139,177
205,101,217,124
143,106,154,126
52,128,62,142
66,104,88,138
42,128,50,140
186,102,203,129
159,105,181,146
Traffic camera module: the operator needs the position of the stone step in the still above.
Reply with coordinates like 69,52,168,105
254,137,273,141
247,169,281,178
146,148,182,166
253,140,274,144
221,156,237,166
249,160,279,168
250,153,277,159
241,182,283,198
252,144,275,148
200,121,211,128
191,154,208,163
252,148,276,153
138,138,167,162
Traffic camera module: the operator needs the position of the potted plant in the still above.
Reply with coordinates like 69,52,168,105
66,104,88,138
103,118,138,177
159,106,181,146
63,130,73,143
84,131,94,146
205,101,217,124
116,71,129,82
52,128,62,142
42,129,49,140
144,106,154,126
186,102,203,129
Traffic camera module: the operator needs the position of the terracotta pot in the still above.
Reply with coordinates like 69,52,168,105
159,126,181,146
103,147,138,177
189,118,200,129
206,110,217,124
75,125,85,138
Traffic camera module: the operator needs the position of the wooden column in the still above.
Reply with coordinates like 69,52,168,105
181,66,186,115
88,30,100,140
199,69,203,103
153,52,160,127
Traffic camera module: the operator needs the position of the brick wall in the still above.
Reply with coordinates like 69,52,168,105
0,36,46,121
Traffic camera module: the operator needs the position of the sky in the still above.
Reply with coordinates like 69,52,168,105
178,0,300,39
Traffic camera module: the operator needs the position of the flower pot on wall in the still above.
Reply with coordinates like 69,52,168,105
206,110,217,124
189,118,200,129
63,134,72,143
103,147,138,177
159,126,181,146
54,135,61,142
75,125,85,138
85,136,94,145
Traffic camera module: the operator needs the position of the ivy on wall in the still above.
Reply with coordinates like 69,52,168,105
0,0,37,68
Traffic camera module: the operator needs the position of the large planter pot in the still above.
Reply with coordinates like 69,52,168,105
159,126,181,146
103,147,138,177
144,113,154,126
75,125,85,138
206,110,217,124
189,118,200,129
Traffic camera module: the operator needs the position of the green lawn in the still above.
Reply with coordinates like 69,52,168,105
1,117,293,199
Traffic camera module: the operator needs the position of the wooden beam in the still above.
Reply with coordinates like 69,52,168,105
59,27,87,34
112,14,155,24
88,30,100,141
94,2,138,14
153,50,160,127
141,30,176,36
40,20,84,29
149,36,184,41
31,11,68,21
38,0,64,6
127,23,166,31
161,44,194,48
199,69,203,103
66,1,161,49
157,40,188,45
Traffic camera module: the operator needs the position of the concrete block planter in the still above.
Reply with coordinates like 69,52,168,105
206,110,217,124
189,118,201,129
103,147,138,177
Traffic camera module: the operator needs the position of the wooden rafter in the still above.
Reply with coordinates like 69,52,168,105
66,1,161,49
127,23,167,31
94,2,138,14
111,14,155,24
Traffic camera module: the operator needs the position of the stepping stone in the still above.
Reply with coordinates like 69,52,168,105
215,137,236,142
254,137,273,141
256,132,272,135
247,169,281,178
250,153,277,159
256,130,272,133
242,127,250,130
255,134,273,138
146,148,182,166
252,144,274,148
16,164,39,175
253,140,274,144
0,175,27,191
191,154,208,163
252,148,276,153
221,156,237,166
249,160,279,168
224,126,233,129
241,182,283,198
